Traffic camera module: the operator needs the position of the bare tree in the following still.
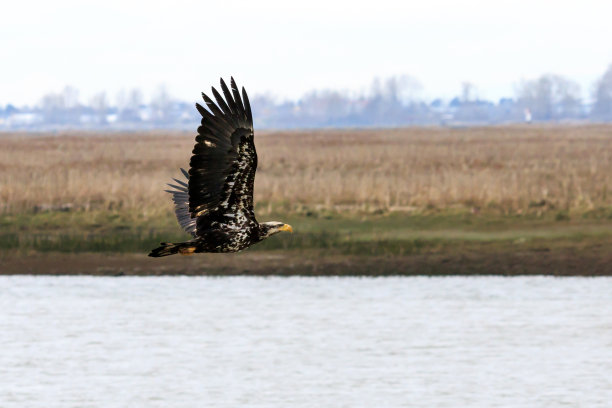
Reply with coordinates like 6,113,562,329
555,78,582,118
592,64,612,120
377,75,422,104
117,88,143,122
150,85,171,123
40,92,66,123
298,90,353,125
367,75,423,123
461,82,476,103
62,86,79,109
516,74,581,121
90,92,108,125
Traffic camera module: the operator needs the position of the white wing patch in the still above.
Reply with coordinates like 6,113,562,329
165,168,197,237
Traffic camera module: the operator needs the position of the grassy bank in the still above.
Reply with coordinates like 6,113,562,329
1,208,611,275
3,207,612,254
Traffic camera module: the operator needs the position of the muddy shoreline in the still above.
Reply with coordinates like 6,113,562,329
2,247,611,276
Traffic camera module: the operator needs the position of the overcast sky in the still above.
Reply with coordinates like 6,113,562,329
2,0,612,106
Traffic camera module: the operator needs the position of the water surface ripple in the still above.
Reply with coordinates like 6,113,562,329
1,276,611,407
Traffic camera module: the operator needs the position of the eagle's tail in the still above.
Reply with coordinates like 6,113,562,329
148,241,197,257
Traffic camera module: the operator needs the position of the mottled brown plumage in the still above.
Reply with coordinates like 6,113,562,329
149,78,291,257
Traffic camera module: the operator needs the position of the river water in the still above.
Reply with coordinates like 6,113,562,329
1,276,611,407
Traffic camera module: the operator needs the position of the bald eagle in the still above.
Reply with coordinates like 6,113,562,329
149,78,292,257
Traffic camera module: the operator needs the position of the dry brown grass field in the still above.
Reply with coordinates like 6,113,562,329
1,125,611,216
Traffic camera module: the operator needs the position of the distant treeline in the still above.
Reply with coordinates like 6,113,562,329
2,65,612,130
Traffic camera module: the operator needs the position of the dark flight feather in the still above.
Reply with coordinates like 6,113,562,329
220,78,237,115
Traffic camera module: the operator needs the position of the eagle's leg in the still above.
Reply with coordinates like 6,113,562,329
178,246,197,256
148,241,198,257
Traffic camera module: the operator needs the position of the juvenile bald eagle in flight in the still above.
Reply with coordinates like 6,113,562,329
149,78,292,257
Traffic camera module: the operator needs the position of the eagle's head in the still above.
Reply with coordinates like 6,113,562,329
258,221,293,239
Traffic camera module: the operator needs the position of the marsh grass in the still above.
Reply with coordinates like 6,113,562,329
1,126,611,216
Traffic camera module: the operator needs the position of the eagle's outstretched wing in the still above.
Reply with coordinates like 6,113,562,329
190,77,256,216
190,77,256,225
165,78,255,238
165,78,255,237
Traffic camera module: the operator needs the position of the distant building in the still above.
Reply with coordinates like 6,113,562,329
524,108,532,123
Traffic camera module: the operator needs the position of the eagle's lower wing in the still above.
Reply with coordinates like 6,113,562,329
165,168,197,237
188,78,257,229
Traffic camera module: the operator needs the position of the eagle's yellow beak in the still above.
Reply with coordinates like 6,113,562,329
279,224,293,233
